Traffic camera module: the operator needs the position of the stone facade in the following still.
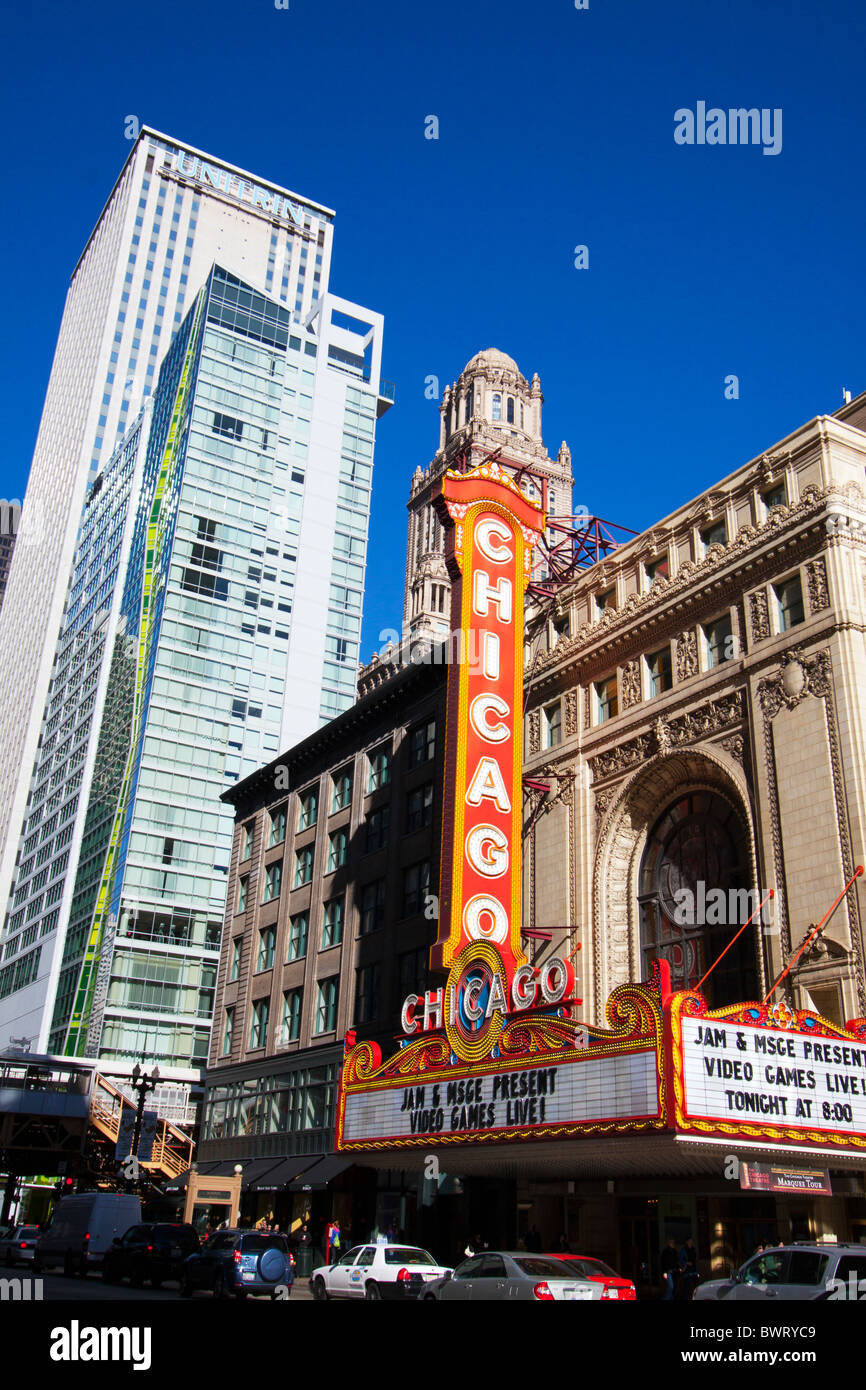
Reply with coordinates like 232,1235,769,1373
523,399,866,1033
401,348,574,644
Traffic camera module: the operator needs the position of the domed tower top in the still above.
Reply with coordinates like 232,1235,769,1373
439,347,544,451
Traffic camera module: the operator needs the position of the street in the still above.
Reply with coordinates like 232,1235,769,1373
13,1272,314,1302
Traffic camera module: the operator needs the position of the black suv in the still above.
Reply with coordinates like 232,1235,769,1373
180,1229,294,1299
102,1223,200,1288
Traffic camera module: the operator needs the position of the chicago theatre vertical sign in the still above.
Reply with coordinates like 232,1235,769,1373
431,461,547,1061
335,462,671,1154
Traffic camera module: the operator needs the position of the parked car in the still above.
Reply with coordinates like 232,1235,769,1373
102,1222,200,1287
180,1229,294,1299
423,1251,602,1301
312,1243,452,1300
35,1193,141,1276
0,1225,40,1267
542,1252,637,1300
694,1243,866,1301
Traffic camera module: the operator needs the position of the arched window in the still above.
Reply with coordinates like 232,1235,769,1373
492,393,501,421
638,791,758,1007
506,397,515,424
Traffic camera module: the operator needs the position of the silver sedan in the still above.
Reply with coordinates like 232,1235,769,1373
423,1252,603,1301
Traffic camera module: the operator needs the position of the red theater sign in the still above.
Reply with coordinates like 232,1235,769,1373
432,460,544,982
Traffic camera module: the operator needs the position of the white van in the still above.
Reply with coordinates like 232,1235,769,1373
36,1193,141,1275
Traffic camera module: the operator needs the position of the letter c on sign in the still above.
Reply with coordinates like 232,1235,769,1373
476,518,513,564
469,693,510,743
401,994,421,1035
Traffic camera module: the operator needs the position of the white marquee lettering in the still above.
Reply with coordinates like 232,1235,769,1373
463,894,509,944
463,977,486,1020
485,971,509,1018
482,631,500,680
465,824,509,878
512,965,537,1009
469,692,510,743
540,957,570,1004
476,518,514,564
401,994,421,1034
473,570,513,624
465,757,511,812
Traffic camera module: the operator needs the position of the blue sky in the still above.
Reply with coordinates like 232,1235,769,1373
2,0,864,658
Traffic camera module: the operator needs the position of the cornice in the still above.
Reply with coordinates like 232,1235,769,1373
528,483,864,691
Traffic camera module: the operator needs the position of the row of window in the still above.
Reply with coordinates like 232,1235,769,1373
587,484,789,621
540,572,807,739
235,860,431,956
225,955,384,1057
238,720,437,864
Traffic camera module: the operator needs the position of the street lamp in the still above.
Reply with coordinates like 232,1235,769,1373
129,1062,160,1162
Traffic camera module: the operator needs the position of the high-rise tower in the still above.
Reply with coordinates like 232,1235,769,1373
0,264,387,1114
0,129,342,939
402,350,573,641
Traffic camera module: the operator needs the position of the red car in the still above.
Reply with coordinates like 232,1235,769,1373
543,1253,637,1300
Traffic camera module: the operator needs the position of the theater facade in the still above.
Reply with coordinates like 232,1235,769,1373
203,364,866,1287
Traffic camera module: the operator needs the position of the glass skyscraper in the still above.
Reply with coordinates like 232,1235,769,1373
0,129,345,969
0,261,388,1112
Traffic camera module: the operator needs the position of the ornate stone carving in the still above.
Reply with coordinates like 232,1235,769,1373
676,629,698,682
749,589,770,642
757,646,865,1014
594,787,616,822
620,659,641,709
758,648,832,718
589,690,744,782
564,688,579,737
805,557,830,613
719,733,745,764
528,709,541,755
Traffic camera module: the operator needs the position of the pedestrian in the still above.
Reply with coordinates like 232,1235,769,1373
526,1224,542,1253
680,1237,699,1299
328,1219,342,1265
661,1238,679,1300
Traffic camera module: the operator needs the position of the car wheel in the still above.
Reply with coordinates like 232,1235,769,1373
313,1276,329,1301
365,1281,382,1301
423,1293,437,1301
212,1269,227,1299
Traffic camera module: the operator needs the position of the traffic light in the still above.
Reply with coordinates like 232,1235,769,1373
54,1175,75,1195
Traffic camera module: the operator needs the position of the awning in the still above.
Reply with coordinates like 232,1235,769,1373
250,1156,315,1192
289,1155,353,1191
164,1160,226,1193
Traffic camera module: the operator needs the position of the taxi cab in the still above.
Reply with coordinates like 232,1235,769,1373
312,1242,451,1300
